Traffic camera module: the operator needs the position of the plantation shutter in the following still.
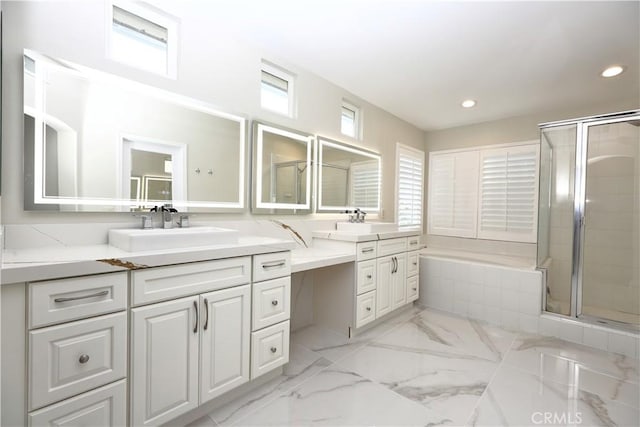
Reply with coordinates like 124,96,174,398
477,144,539,242
428,151,479,238
396,145,425,227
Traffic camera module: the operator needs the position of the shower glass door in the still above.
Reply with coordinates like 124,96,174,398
580,118,640,326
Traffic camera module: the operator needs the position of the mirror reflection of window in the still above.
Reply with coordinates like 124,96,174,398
130,149,173,206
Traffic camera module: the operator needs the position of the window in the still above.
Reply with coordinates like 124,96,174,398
396,144,425,227
428,150,479,236
477,145,539,242
341,100,360,138
108,1,178,78
261,61,295,117
427,142,539,243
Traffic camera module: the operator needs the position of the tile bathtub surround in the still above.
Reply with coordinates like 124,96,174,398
187,308,639,427
420,255,640,359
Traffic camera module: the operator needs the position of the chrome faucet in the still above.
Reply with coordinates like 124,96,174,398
345,208,367,223
161,204,178,229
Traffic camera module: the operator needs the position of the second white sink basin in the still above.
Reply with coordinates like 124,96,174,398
109,227,239,252
336,222,398,233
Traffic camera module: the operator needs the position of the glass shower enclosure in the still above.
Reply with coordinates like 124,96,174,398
538,110,640,330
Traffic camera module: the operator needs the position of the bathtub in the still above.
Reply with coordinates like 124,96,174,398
418,247,543,333
419,247,536,270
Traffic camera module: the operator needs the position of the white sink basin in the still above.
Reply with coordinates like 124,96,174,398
336,222,398,233
109,227,239,252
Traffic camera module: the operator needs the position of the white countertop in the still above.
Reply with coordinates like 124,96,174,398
290,248,355,273
312,227,421,242
1,236,296,284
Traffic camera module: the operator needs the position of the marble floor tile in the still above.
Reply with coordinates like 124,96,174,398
208,344,332,426
337,309,517,424
503,333,640,385
469,364,639,427
185,414,218,427
291,305,421,363
233,366,453,426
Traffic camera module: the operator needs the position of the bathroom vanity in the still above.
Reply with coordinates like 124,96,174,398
1,236,294,427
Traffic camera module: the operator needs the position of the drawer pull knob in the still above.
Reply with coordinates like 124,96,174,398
362,248,374,253
271,300,279,306
366,307,371,311
270,346,277,353
263,261,285,269
412,287,417,291
366,274,372,279
413,262,417,266
78,354,90,364
54,290,109,303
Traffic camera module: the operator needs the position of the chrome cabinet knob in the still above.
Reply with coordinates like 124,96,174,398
79,354,90,364
366,307,371,311
270,346,277,353
366,274,372,279
272,300,279,306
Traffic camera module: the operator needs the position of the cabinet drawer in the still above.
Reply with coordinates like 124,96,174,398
29,312,127,411
131,257,251,305
407,275,419,302
252,277,291,331
407,251,420,277
251,320,290,379
253,252,291,282
407,236,421,251
356,242,377,261
28,379,126,427
356,291,377,328
377,237,407,257
29,272,127,329
356,260,376,295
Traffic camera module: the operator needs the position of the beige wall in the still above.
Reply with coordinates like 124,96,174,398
1,1,424,224
423,99,639,257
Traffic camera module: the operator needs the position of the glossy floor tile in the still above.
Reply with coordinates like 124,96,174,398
190,307,639,427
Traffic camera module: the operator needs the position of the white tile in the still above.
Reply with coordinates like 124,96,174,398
500,289,519,311
440,260,456,279
499,268,521,290
558,321,584,344
517,292,541,316
452,261,470,282
608,332,639,358
468,263,485,284
518,314,539,334
539,316,561,338
583,326,609,351
453,299,469,317
469,283,484,304
485,308,501,326
454,280,471,302
484,266,500,288
500,309,519,331
519,271,542,295
483,286,501,308
469,302,485,321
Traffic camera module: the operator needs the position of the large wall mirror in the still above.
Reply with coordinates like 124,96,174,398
317,136,381,213
23,49,246,212
251,122,314,214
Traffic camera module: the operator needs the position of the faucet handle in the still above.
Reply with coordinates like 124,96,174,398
134,214,154,229
177,215,190,228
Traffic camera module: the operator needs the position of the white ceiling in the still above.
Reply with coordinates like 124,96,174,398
168,1,639,131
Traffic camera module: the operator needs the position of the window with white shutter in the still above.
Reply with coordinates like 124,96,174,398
395,144,425,227
427,150,479,238
477,144,539,242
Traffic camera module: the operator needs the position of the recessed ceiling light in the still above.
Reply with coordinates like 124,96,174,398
461,99,476,108
601,65,625,78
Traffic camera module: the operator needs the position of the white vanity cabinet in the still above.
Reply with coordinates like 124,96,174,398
250,252,291,380
314,232,421,334
130,258,252,426
25,272,128,427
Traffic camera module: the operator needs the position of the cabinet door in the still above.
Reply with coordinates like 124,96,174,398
200,285,250,404
376,256,393,317
406,275,419,302
391,254,407,310
131,296,199,426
